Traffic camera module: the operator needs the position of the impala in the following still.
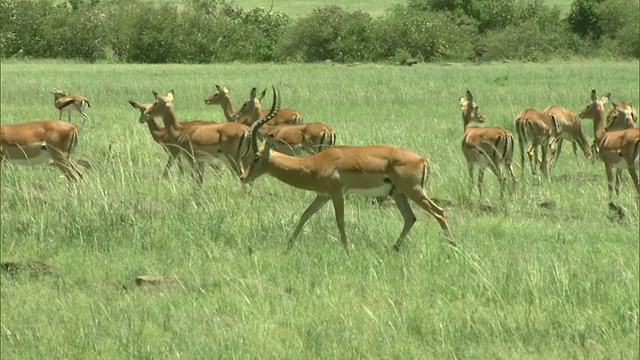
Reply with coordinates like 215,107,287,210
460,90,516,197
605,100,638,131
590,99,638,157
578,90,640,204
233,87,336,156
51,88,90,124
204,84,303,125
515,108,556,180
240,87,453,255
129,91,219,177
1,119,83,181
142,90,277,185
542,105,592,164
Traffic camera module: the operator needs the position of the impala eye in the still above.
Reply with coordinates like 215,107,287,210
253,155,260,162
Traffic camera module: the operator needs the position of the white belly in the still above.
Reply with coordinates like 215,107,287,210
343,182,394,197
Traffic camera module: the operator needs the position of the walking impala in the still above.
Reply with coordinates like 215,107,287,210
460,90,516,197
578,90,640,204
141,90,277,185
240,87,453,255
129,90,218,177
204,84,303,125
51,88,90,124
515,108,556,180
542,105,592,164
233,87,336,156
1,119,83,181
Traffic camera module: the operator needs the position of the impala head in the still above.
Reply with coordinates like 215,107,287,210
142,90,176,120
204,84,229,105
460,90,485,123
239,86,281,184
579,89,610,119
51,88,67,99
234,87,267,124
129,100,153,123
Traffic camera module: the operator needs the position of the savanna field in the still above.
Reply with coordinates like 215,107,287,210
0,1,639,358
0,58,638,359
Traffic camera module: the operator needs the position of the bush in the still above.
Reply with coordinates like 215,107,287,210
567,0,605,40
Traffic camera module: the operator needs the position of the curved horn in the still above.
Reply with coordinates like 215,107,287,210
249,86,280,153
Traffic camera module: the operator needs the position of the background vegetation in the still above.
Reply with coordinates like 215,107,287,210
1,60,639,358
0,0,638,64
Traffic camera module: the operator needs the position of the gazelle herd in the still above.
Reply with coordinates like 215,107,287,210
0,85,638,254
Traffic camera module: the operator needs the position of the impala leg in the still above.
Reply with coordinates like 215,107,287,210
615,168,622,197
289,195,330,250
528,143,538,175
541,142,551,180
330,195,349,255
47,146,82,181
467,163,475,195
605,164,615,203
627,165,640,205
406,187,454,245
478,168,485,197
390,191,416,251
554,138,564,166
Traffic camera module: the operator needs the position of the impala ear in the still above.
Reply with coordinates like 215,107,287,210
590,89,597,101
152,90,160,98
466,90,473,101
128,100,141,109
258,88,267,101
249,87,257,100
215,84,222,91
603,92,611,103
167,89,175,101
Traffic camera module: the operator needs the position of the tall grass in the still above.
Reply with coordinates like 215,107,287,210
1,59,639,358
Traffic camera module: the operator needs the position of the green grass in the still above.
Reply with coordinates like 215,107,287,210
1,59,639,359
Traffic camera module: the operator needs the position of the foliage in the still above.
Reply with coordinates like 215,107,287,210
0,0,637,63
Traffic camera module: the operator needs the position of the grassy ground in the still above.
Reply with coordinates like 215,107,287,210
1,59,639,358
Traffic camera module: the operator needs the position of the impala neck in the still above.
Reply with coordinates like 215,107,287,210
144,118,165,142
159,107,181,139
220,95,237,122
462,111,473,132
591,108,607,145
266,151,319,190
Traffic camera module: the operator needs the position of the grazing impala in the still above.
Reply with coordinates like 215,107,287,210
460,90,516,197
129,90,218,177
515,108,556,180
142,90,276,185
240,87,453,255
578,90,640,204
204,84,303,125
233,87,336,156
51,88,90,124
1,119,83,181
542,105,592,164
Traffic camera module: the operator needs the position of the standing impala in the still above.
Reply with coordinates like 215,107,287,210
515,107,556,180
204,84,303,125
579,90,640,204
142,90,277,185
129,90,218,177
233,87,336,156
1,119,83,181
240,87,453,255
460,90,516,197
51,88,90,124
590,99,638,157
542,105,592,164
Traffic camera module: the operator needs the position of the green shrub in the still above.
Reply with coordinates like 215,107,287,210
567,0,605,40
373,6,477,62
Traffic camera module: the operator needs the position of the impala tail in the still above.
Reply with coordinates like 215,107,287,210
318,130,336,152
